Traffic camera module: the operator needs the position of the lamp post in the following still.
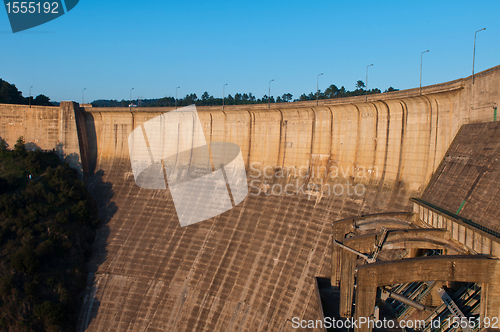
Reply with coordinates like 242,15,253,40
130,88,134,109
317,73,323,106
365,64,373,102
420,50,429,95
222,83,228,110
29,86,33,108
472,28,486,84
82,88,86,105
175,86,180,109
268,79,274,109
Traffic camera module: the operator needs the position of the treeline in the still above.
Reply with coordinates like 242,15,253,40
91,81,399,107
297,81,399,101
0,137,98,331
0,79,54,106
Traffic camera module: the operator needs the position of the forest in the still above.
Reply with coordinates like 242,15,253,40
0,137,98,331
0,79,53,106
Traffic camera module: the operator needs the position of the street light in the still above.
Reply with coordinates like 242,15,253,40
175,86,180,109
268,79,274,109
420,50,429,95
317,73,323,106
472,28,486,84
29,86,33,108
130,88,134,109
365,64,373,102
222,83,228,110
82,88,86,105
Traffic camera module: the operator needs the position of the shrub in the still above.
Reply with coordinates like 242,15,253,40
14,136,26,157
10,249,38,274
0,275,14,297
34,301,64,326
0,138,8,155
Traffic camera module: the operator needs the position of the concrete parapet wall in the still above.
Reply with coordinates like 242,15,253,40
0,101,85,175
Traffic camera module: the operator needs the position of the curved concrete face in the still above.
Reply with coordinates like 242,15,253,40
75,67,500,332
1,67,499,331
127,105,248,226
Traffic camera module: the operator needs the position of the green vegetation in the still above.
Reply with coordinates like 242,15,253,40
0,137,98,331
91,80,399,108
0,79,54,106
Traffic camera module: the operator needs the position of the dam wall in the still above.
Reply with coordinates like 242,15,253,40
0,101,86,174
0,66,499,331
82,65,499,198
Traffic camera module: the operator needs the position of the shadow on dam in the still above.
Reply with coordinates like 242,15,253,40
77,169,116,330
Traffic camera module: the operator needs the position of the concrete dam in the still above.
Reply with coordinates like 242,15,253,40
0,65,499,331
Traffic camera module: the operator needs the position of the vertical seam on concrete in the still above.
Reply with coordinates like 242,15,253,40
371,102,379,167
423,95,438,177
309,107,316,173
209,112,214,171
378,101,391,186
415,95,433,187
396,100,408,183
130,110,135,131
282,119,288,169
353,104,361,169
434,97,440,174
276,109,284,168
326,106,334,158
246,110,253,171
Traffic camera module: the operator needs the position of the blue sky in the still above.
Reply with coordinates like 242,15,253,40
1,0,499,103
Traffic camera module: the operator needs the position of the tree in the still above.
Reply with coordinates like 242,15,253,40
0,79,26,104
0,138,7,156
299,93,309,101
385,87,399,92
356,80,366,89
282,93,293,102
14,136,26,156
33,94,51,106
201,91,210,101
324,85,339,99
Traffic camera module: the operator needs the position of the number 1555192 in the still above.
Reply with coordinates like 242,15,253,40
5,2,59,14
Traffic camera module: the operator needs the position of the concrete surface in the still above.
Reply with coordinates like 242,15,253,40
422,121,500,234
0,65,499,331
